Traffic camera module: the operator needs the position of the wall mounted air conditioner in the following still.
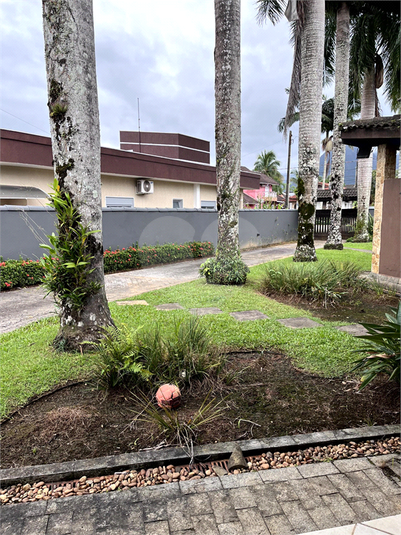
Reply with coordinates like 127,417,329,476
136,179,154,194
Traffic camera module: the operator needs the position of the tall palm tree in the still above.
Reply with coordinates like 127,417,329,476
349,3,400,241
202,0,249,285
42,0,114,348
254,150,285,193
295,0,326,261
324,1,350,249
257,0,325,261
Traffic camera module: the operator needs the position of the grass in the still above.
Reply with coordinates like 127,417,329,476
343,241,373,251
0,247,373,418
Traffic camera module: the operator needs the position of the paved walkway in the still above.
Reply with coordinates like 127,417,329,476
2,455,401,534
0,242,322,334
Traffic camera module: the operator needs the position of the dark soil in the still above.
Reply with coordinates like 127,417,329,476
264,288,399,324
1,352,399,469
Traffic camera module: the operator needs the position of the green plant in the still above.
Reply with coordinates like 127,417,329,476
261,259,363,306
130,391,227,454
199,256,250,285
91,325,152,389
367,213,374,240
135,317,225,385
352,302,401,390
40,179,101,310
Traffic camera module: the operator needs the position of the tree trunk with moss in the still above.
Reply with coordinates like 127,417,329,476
354,67,376,241
294,0,325,262
42,0,114,349
325,2,350,250
208,0,248,284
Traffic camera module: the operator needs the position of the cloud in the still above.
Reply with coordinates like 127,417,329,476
1,0,297,174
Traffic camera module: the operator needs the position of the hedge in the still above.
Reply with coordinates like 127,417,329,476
0,241,214,291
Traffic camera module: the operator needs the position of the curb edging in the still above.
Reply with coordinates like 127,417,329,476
1,424,399,487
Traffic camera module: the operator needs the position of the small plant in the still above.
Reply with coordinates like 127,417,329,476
40,179,101,311
200,256,249,285
135,317,225,385
130,391,227,456
352,302,401,390
91,325,152,389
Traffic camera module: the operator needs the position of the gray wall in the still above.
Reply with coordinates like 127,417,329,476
0,206,298,260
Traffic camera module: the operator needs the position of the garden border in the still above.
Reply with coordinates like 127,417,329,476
1,424,398,487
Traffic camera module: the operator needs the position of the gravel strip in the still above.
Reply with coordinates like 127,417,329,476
1,437,399,506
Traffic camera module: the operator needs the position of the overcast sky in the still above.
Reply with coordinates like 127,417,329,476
0,0,392,177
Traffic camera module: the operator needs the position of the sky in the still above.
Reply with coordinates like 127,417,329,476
0,0,393,178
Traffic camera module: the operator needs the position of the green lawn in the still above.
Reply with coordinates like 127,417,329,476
343,241,373,251
0,247,373,418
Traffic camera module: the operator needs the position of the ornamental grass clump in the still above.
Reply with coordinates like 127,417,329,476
93,318,225,390
261,259,363,306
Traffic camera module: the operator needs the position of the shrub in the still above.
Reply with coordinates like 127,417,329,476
103,241,214,273
0,241,214,291
352,302,401,390
0,258,44,290
260,259,363,306
199,256,250,285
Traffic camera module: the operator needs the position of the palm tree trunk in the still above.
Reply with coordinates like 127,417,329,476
325,2,350,250
354,67,376,241
42,0,114,349
294,0,325,262
214,1,242,262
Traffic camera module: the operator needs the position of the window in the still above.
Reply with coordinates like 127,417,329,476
201,200,216,210
173,199,183,209
105,196,134,208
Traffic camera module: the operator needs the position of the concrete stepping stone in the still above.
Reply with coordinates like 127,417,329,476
230,310,269,321
115,300,149,306
335,324,368,336
277,317,323,329
189,307,223,316
155,303,184,311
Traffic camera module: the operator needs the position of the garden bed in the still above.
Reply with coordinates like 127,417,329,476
1,351,399,470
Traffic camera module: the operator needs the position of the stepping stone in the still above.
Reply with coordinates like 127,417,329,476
115,300,149,306
189,307,223,316
155,303,184,311
335,324,368,336
230,310,269,321
277,317,323,329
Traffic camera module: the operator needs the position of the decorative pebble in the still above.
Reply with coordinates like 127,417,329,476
1,436,399,506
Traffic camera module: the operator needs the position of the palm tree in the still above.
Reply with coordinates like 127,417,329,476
201,0,248,285
349,3,400,241
254,150,285,193
294,0,325,262
324,1,351,249
42,0,114,348
257,0,325,261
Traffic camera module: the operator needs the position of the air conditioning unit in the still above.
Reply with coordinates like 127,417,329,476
136,179,154,194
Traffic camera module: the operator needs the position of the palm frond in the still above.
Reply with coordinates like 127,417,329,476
255,0,287,25
283,19,302,137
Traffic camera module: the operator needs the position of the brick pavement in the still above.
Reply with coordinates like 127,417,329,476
2,456,400,535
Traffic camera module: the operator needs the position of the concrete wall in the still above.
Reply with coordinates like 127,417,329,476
0,207,298,260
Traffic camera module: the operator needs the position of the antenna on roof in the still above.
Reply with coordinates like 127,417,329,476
137,98,141,153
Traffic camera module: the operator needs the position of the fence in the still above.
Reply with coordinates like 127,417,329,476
314,208,374,239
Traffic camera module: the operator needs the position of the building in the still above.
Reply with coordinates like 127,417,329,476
0,130,260,209
243,173,282,208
